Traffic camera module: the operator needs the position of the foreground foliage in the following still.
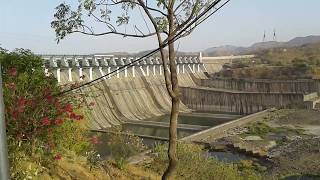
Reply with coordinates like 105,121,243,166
0,49,90,179
93,128,146,169
149,143,262,180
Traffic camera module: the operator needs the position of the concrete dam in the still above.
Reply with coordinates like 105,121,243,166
43,54,210,129
42,53,318,140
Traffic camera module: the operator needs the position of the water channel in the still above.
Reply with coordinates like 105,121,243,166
93,112,256,162
122,113,241,140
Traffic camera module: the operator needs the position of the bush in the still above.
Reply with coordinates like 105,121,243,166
86,150,102,170
0,49,89,179
92,128,146,169
243,122,275,138
151,143,262,180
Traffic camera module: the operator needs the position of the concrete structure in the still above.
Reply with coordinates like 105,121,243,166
180,86,312,114
192,77,320,94
181,110,269,143
41,54,202,83
200,53,255,73
41,53,319,132
41,54,212,129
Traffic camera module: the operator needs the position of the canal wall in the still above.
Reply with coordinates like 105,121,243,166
181,110,270,143
191,76,320,94
180,86,310,114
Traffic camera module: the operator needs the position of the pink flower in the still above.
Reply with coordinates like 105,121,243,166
75,115,83,121
5,82,16,90
11,110,19,119
90,136,101,145
54,154,62,160
69,113,83,121
41,117,51,126
18,97,27,106
8,68,17,76
44,93,54,103
17,106,25,113
54,119,64,125
64,103,73,113
69,112,77,119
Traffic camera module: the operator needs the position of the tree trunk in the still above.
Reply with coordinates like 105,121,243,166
162,6,180,179
162,96,179,180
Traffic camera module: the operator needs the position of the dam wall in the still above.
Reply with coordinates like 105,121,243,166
191,77,320,94
43,54,208,129
180,86,308,114
42,53,318,128
60,69,200,129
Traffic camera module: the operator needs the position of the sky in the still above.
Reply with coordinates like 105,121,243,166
0,0,320,54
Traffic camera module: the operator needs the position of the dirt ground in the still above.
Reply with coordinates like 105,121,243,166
264,109,320,176
211,109,320,177
267,109,320,136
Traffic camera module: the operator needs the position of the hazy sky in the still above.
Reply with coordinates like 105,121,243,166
0,0,319,54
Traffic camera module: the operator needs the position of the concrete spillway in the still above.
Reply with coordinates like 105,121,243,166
58,67,204,129
44,54,257,132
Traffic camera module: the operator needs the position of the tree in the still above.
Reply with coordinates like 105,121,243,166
51,0,228,179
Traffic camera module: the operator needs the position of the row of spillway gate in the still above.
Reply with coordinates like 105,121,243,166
40,54,207,82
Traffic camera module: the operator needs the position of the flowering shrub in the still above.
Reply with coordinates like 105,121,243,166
0,49,89,178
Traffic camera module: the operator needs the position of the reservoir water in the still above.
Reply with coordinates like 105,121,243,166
122,113,241,145
93,112,243,158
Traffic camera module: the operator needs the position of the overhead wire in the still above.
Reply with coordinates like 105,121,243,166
55,0,230,96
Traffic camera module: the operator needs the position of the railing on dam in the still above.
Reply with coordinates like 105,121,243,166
40,54,206,83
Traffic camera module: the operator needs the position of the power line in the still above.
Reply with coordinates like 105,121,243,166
55,0,230,96
184,0,231,36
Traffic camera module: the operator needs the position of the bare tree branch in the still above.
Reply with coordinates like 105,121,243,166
136,0,177,98
96,0,168,17
72,29,157,38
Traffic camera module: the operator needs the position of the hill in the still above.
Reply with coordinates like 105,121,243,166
257,42,320,64
213,42,320,79
204,35,320,56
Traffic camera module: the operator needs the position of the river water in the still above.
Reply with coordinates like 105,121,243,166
94,112,254,162
122,112,240,142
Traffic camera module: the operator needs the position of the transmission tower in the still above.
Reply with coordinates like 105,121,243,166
273,29,277,41
262,30,266,42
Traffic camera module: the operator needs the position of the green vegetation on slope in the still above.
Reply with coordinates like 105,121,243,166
147,143,262,180
215,42,320,79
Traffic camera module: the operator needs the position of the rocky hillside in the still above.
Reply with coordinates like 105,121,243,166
203,35,320,56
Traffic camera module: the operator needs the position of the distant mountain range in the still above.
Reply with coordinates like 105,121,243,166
203,35,320,56
93,35,320,57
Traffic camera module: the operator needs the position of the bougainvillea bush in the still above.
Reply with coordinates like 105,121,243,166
0,49,90,178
